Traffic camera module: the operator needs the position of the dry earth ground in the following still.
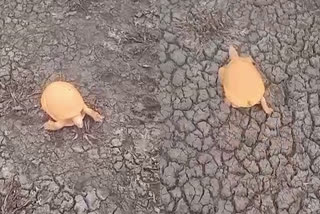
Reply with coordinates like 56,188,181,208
2,0,320,214
160,0,320,213
0,0,160,213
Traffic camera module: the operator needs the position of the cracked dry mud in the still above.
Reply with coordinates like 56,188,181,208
160,0,320,213
0,0,159,213
1,0,320,213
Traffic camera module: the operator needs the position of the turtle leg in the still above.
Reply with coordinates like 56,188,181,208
44,120,66,131
83,104,104,122
224,98,239,108
260,96,273,114
218,67,225,84
231,103,239,108
72,114,84,128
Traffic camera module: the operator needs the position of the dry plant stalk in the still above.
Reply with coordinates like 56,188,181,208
0,176,31,214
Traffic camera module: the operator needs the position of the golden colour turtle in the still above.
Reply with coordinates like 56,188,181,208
218,45,273,114
41,81,104,131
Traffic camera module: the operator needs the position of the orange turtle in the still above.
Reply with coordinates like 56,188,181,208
218,45,273,114
41,81,104,131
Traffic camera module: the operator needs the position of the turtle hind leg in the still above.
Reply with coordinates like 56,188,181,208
231,103,240,108
44,120,66,131
224,98,239,108
260,96,273,114
83,104,104,122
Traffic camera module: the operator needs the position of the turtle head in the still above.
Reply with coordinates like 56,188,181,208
72,114,84,128
243,56,255,65
229,45,256,66
229,45,239,60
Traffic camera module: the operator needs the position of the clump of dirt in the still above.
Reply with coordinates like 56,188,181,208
0,176,32,214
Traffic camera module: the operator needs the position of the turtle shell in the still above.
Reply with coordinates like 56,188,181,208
41,81,85,121
222,57,265,107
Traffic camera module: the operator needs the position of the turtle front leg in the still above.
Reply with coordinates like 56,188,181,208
83,104,104,122
218,67,225,84
260,96,273,114
44,120,66,131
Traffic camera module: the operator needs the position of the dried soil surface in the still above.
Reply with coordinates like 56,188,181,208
160,0,320,213
0,0,160,213
2,0,320,214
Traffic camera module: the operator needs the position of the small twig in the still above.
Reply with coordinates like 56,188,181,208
72,132,79,140
12,200,32,214
1,176,32,214
1,177,15,214
84,134,94,145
